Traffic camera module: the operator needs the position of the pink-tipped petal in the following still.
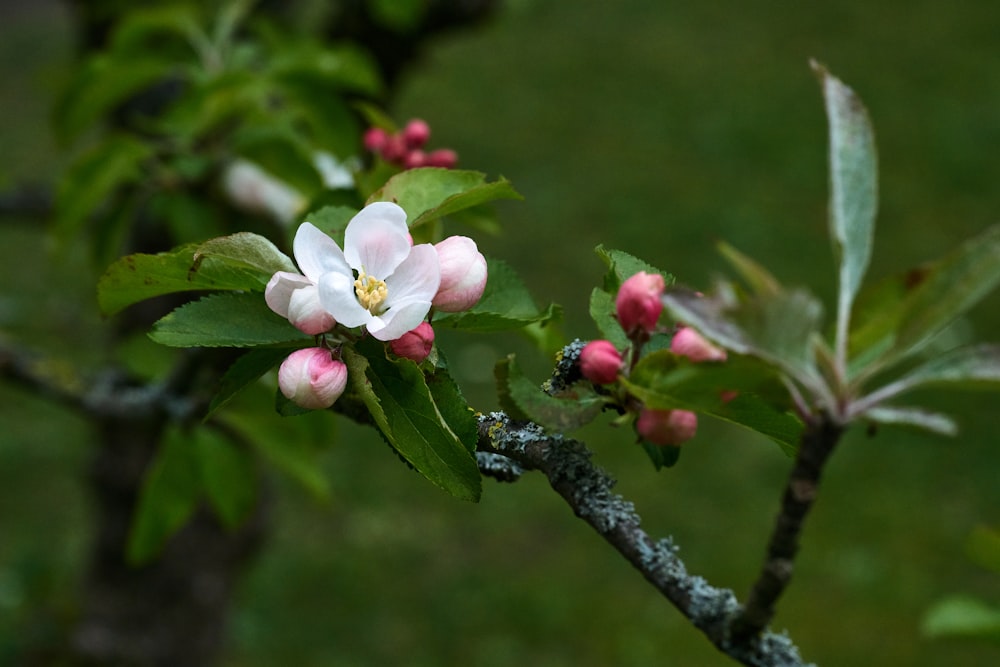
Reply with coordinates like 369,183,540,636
265,271,312,318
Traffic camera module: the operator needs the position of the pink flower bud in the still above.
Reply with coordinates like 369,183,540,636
278,348,348,410
380,134,407,163
670,326,727,362
404,149,427,169
363,127,389,152
636,408,698,446
616,271,665,334
432,236,487,312
402,119,431,149
390,321,435,362
579,340,623,384
425,148,458,169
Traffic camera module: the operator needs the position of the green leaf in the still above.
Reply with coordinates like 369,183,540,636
661,286,826,396
127,426,202,565
495,355,604,433
303,205,358,242
150,292,310,348
589,288,628,349
98,245,271,316
343,341,481,502
433,258,560,332
623,350,803,454
426,352,480,454
194,232,297,276
641,441,681,471
206,347,292,419
923,596,1000,641
860,344,1000,409
55,135,153,240
717,242,781,297
812,61,878,365
215,385,333,501
193,428,258,530
595,245,673,293
863,406,958,436
894,225,1000,360
367,168,522,229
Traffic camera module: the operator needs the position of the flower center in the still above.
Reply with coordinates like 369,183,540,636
354,269,388,314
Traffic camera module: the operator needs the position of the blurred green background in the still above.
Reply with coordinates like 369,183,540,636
2,0,999,665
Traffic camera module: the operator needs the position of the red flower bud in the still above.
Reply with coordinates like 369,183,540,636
579,340,623,384
425,148,458,169
636,408,698,446
278,348,348,410
402,119,431,149
670,326,727,362
404,149,427,169
616,271,664,335
390,322,435,363
363,127,389,152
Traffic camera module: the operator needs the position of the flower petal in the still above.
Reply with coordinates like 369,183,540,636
344,202,411,278
317,271,371,328
368,300,434,341
264,271,312,318
294,222,351,281
384,243,441,305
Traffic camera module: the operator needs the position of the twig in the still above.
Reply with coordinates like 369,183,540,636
478,412,813,667
730,417,843,643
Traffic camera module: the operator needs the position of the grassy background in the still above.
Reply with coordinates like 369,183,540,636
2,1,1000,665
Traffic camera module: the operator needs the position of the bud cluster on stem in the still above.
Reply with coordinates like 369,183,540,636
364,119,458,170
578,273,731,448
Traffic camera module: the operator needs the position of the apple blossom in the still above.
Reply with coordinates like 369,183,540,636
390,322,435,362
432,235,487,312
222,159,306,224
579,340,623,385
278,347,348,409
616,271,665,335
636,408,698,446
670,326,727,362
313,202,441,341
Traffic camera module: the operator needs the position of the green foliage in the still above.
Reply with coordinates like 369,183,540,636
127,425,204,564
622,352,803,455
495,355,604,433
813,60,878,365
150,292,309,348
367,168,522,230
343,341,482,502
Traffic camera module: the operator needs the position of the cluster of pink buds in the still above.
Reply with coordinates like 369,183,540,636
578,272,729,448
364,119,458,170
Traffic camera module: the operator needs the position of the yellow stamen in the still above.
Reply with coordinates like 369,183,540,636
354,269,388,313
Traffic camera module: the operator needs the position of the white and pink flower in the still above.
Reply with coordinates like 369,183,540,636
311,202,441,341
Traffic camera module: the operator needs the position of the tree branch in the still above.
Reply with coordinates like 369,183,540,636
730,417,843,644
478,413,813,667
